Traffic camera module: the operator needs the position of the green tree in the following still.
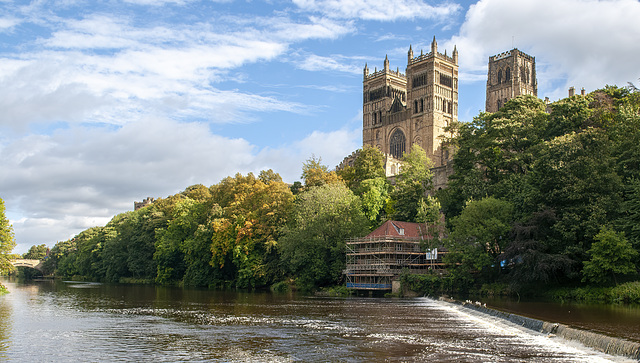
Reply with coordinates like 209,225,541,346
358,177,391,225
23,244,48,260
389,144,436,222
445,197,514,281
1,198,17,290
279,183,368,291
530,128,623,269
582,226,638,285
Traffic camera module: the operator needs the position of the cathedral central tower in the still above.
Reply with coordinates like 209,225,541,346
362,37,458,167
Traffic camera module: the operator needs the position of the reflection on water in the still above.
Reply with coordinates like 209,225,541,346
0,278,635,362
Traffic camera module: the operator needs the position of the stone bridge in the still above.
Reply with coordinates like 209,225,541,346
11,259,44,272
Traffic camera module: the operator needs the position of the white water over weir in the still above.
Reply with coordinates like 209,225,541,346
439,296,640,360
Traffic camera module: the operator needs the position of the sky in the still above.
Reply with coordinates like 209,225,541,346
1,0,639,254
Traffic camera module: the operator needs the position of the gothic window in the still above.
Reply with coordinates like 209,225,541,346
442,99,446,112
389,129,406,159
497,100,501,110
376,131,380,139
505,67,511,82
373,112,377,123
414,100,418,114
420,99,424,112
498,70,502,84
521,67,527,84
448,101,452,114
526,66,530,84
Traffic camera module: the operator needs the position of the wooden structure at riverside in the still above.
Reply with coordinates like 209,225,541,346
345,220,446,291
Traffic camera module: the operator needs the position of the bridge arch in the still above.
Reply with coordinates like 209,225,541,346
10,259,44,272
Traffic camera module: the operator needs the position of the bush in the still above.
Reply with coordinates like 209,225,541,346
401,273,449,296
611,281,640,304
547,282,640,304
270,280,291,293
0,282,8,294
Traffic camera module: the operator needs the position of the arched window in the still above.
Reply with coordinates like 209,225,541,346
420,99,424,112
373,112,376,123
505,67,511,82
414,100,418,114
521,67,527,84
389,129,406,159
498,70,502,84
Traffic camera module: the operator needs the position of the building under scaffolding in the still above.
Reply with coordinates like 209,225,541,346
345,220,446,291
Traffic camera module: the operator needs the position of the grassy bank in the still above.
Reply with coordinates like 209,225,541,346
400,273,640,305
547,282,640,304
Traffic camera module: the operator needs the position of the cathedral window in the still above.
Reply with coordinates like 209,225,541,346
414,100,418,114
498,70,502,84
389,129,406,159
420,99,424,112
505,67,511,82
373,112,377,123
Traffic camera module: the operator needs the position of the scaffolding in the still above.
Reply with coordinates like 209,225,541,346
344,235,446,290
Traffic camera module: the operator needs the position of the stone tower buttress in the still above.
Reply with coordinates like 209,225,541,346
486,48,537,112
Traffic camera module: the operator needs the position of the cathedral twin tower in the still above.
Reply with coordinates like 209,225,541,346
362,37,537,171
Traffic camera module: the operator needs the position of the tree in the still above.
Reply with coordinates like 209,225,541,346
445,197,514,281
23,244,48,260
209,172,294,288
278,183,368,290
582,226,638,285
1,198,17,286
389,144,436,222
301,155,342,188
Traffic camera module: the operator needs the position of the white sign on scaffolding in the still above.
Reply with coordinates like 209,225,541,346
426,248,438,260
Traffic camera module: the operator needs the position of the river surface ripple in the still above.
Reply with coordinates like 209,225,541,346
0,279,634,362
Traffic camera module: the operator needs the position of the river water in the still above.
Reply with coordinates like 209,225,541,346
0,278,635,362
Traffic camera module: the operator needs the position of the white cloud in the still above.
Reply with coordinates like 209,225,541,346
2,117,361,253
0,12,358,129
0,17,19,30
295,53,363,74
292,0,461,21
449,0,640,99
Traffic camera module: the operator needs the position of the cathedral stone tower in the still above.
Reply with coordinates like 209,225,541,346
362,37,458,168
486,49,537,112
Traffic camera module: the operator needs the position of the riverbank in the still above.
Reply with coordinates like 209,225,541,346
401,274,640,305
439,296,640,360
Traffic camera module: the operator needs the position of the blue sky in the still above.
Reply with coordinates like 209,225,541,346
1,0,639,253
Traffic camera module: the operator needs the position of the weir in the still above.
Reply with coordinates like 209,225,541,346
439,296,640,360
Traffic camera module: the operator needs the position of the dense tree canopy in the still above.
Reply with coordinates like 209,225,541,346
440,87,640,290
279,183,368,290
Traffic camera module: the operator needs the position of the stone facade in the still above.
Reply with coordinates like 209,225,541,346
134,197,155,211
362,37,458,169
486,49,537,112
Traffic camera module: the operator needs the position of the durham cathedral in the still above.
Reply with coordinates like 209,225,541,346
338,37,537,190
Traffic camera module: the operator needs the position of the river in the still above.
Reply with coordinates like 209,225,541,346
0,278,636,362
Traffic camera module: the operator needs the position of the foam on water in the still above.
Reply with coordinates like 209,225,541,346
417,297,635,363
